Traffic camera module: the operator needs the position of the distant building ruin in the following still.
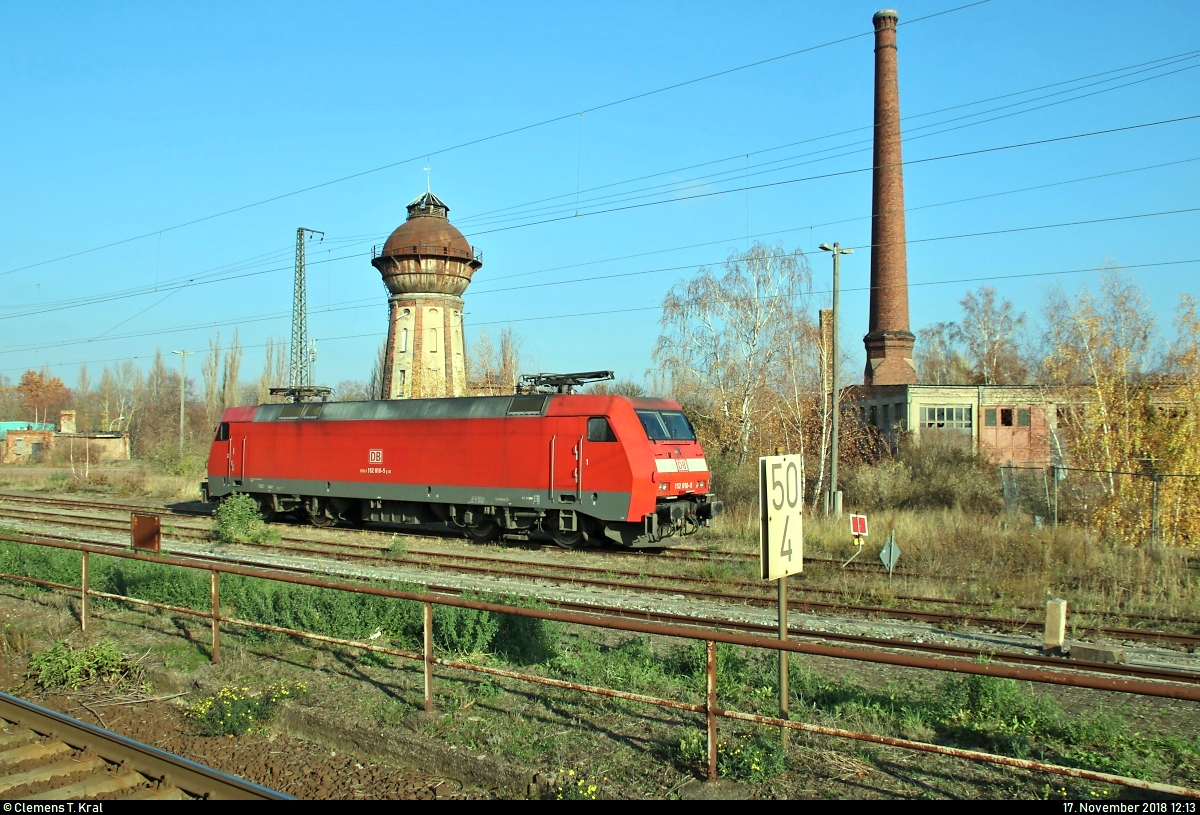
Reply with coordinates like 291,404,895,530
0,412,130,465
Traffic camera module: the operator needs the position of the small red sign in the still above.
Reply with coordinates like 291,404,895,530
850,514,868,537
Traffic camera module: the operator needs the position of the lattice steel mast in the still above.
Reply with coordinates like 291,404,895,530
290,227,324,388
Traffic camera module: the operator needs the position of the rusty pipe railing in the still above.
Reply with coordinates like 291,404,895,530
0,530,1197,796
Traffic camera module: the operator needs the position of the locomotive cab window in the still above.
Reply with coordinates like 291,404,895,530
215,422,230,441
636,410,696,441
587,417,617,442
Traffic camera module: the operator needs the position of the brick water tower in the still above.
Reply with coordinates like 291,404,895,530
371,192,482,399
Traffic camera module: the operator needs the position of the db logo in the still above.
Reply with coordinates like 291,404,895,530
368,449,383,464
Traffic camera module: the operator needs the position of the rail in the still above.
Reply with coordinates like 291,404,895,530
0,691,289,799
0,530,1197,797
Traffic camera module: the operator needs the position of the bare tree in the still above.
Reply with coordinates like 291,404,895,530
365,342,386,400
915,321,972,384
953,286,1027,385
654,242,812,466
222,329,242,410
203,332,222,425
469,327,523,395
256,336,290,404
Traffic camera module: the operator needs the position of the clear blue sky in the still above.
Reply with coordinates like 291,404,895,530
2,0,1197,391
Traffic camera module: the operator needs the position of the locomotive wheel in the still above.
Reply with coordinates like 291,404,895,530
551,527,586,549
255,496,277,523
307,500,336,528
465,519,500,543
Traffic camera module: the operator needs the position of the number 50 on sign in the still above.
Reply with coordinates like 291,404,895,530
760,454,804,580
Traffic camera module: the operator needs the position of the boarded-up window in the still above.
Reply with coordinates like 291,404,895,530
428,328,439,353
400,328,408,353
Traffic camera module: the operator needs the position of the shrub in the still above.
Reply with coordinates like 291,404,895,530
483,593,560,665
29,640,144,690
843,437,1002,513
186,680,307,736
677,731,787,781
212,493,279,544
434,599,500,656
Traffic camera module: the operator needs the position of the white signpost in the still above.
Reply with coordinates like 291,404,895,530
759,452,803,746
760,454,804,580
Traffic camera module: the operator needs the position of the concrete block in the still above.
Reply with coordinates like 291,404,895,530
1069,643,1127,664
1044,599,1067,652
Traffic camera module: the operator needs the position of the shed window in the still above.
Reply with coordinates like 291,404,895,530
1001,408,1014,427
1018,408,1031,427
919,406,973,431
985,409,997,427
587,417,616,442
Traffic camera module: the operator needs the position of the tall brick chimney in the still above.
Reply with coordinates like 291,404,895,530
863,9,917,386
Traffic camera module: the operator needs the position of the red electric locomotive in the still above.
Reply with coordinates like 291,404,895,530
201,382,722,549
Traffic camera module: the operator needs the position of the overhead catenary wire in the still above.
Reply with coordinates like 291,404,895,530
451,47,1200,226
8,112,1194,327
456,52,1200,227
0,0,992,280
7,254,1196,376
3,165,1198,357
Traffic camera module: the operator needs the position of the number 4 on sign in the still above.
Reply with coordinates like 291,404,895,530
759,453,804,580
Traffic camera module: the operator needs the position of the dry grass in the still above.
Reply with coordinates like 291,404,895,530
702,505,1200,622
0,466,202,504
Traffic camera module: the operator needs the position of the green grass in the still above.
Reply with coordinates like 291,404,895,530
4,536,1196,789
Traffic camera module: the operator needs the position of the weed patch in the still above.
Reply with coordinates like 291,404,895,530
186,680,307,736
212,493,279,544
677,730,788,781
28,640,145,691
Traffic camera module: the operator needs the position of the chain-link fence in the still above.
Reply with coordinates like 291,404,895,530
998,464,1200,547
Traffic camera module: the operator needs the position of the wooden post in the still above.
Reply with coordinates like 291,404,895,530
80,552,89,633
706,639,717,782
210,570,220,663
423,601,434,714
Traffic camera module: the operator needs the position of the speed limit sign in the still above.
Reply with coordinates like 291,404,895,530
760,454,804,580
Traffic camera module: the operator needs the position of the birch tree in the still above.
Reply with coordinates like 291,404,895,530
654,242,811,466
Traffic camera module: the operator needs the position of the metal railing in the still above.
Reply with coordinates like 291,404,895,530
0,529,1197,798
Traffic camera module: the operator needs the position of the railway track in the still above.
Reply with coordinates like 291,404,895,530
0,691,288,800
2,524,1199,691
2,492,1199,652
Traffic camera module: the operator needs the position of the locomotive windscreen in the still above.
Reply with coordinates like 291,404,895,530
635,410,696,441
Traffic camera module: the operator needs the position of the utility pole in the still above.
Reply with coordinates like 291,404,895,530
819,242,853,517
291,228,324,388
171,350,195,459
